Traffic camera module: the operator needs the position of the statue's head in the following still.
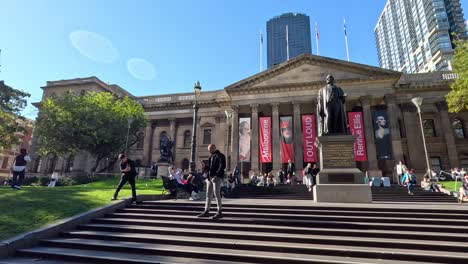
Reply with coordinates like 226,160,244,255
326,75,335,85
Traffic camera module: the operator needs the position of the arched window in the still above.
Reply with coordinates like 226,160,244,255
452,119,465,139
423,119,436,137
181,158,190,170
183,130,191,148
159,131,167,148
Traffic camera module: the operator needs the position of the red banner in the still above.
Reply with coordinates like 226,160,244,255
259,117,272,163
280,116,294,163
302,115,317,163
348,112,367,161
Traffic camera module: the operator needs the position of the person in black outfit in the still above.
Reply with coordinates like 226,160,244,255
286,159,295,184
112,154,138,204
11,148,31,190
198,144,226,220
312,163,320,186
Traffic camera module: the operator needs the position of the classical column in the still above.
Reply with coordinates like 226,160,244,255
293,102,303,173
271,103,281,171
360,96,381,176
436,101,460,168
169,118,177,164
142,122,154,166
384,94,404,163
230,105,239,171
401,104,425,171
250,104,259,172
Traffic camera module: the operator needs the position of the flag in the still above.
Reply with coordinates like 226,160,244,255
344,19,347,37
315,22,319,40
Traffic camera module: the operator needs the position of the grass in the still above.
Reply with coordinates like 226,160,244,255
0,176,163,241
439,180,462,192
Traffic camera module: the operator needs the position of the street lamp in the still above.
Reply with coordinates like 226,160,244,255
412,97,431,176
225,109,232,170
125,117,134,155
190,81,202,172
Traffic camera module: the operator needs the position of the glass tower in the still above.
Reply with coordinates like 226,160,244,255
374,0,466,73
267,13,312,68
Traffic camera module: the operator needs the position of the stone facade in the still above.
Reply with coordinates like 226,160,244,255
30,55,467,183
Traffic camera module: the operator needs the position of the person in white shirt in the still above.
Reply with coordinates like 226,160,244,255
11,148,31,190
168,166,183,185
395,160,408,185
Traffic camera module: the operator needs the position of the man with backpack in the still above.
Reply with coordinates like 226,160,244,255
112,154,138,205
197,144,226,220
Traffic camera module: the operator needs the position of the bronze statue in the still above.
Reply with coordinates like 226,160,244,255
317,75,348,136
158,134,174,163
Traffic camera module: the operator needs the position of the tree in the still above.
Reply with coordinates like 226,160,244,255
446,39,468,112
36,92,147,172
0,82,31,151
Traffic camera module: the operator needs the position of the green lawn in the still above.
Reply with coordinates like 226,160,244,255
439,180,462,192
0,177,163,241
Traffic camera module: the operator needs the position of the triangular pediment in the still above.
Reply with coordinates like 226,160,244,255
225,54,401,91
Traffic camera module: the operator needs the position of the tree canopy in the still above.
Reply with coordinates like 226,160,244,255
36,92,147,172
0,82,31,151
446,39,468,112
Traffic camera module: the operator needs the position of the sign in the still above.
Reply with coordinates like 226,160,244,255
280,116,294,163
259,117,272,163
348,112,367,161
302,115,317,162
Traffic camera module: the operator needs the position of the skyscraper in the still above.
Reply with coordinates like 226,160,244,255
267,13,312,68
374,0,467,73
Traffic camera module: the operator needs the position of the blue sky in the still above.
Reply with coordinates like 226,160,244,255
0,0,467,118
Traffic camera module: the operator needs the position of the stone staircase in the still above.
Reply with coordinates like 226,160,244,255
371,185,458,203
227,184,312,199
3,200,468,264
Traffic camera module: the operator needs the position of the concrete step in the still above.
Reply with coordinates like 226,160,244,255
36,237,460,264
128,204,468,219
111,208,468,226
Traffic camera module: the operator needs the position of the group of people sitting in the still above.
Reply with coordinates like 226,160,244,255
249,171,277,187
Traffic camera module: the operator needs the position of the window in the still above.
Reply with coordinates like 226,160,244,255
203,129,211,145
430,156,442,173
183,130,191,148
452,119,465,139
423,119,436,137
136,132,144,149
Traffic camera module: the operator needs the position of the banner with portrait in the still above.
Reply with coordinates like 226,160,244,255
238,117,251,162
280,116,294,163
259,117,272,163
302,114,317,163
348,112,367,161
372,110,393,160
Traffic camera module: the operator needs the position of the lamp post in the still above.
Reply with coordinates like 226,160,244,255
190,81,202,172
125,117,134,155
224,109,232,171
411,97,431,176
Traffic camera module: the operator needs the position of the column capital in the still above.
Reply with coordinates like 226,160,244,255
359,95,372,106
435,101,448,111
250,103,259,112
384,94,396,104
270,102,280,112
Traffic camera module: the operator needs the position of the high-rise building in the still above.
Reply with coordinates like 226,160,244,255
374,0,467,73
267,13,312,68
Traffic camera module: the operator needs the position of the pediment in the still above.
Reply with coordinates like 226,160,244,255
225,54,401,91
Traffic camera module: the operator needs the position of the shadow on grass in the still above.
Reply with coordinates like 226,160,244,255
0,177,162,241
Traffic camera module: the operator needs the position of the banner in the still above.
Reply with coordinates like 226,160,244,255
238,117,251,162
302,115,317,163
259,117,272,163
348,112,367,161
280,116,294,163
372,110,393,160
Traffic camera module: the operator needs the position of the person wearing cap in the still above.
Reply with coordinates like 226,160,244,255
10,148,31,190
112,154,138,204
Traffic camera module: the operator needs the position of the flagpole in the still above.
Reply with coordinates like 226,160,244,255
286,25,290,60
259,31,263,71
315,22,320,56
344,18,350,62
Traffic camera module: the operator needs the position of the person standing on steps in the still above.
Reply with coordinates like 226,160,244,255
286,159,295,184
198,144,226,220
112,154,138,205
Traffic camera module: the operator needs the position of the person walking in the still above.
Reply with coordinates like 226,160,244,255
10,148,31,190
277,168,285,184
304,163,313,192
286,160,295,184
312,163,320,186
198,144,226,220
112,154,138,205
395,160,408,186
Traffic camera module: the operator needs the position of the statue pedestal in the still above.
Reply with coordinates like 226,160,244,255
313,135,371,203
156,162,170,177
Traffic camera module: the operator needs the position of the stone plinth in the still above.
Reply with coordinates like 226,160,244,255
313,135,371,203
157,162,170,177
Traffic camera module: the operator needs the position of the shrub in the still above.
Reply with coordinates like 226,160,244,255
22,176,39,186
